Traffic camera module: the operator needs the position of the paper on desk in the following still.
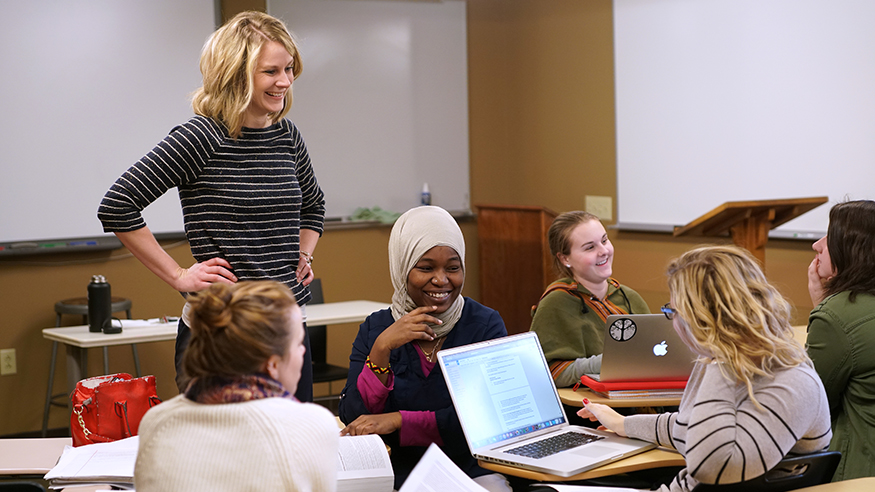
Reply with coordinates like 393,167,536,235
110,318,174,328
44,436,138,483
398,443,487,492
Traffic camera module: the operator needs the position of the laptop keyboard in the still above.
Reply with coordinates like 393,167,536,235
505,431,605,459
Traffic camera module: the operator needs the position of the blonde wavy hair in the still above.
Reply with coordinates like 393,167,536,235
667,245,809,407
192,11,302,138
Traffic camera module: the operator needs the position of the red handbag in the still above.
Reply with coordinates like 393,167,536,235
70,373,161,447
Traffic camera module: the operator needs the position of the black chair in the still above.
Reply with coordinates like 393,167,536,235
692,451,841,492
0,482,47,492
308,279,350,409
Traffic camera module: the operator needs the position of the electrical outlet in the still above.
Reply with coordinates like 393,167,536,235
0,348,16,376
585,195,613,221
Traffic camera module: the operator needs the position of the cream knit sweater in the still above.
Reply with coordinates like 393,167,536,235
134,394,339,491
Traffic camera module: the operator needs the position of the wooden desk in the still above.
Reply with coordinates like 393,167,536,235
797,477,875,491
42,300,388,396
479,447,684,482
0,437,71,476
558,387,682,408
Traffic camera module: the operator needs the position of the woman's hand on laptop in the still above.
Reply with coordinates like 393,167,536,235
577,400,627,437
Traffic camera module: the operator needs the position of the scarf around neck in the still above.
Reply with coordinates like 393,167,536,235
185,373,295,404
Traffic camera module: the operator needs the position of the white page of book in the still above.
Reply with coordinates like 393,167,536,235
45,436,138,481
336,434,393,480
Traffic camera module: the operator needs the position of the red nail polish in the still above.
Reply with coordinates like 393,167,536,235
583,398,590,405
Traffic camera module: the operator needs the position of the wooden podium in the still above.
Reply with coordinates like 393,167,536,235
673,197,828,265
477,204,557,335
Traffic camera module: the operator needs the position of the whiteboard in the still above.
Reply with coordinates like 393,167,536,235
269,0,470,220
0,0,469,248
0,0,213,244
614,0,875,239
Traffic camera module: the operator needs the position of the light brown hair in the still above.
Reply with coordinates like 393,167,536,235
183,280,297,380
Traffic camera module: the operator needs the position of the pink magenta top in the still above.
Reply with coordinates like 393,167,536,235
356,344,443,447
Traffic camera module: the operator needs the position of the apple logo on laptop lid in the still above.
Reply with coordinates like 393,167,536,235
653,341,668,357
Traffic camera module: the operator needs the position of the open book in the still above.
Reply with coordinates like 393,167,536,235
337,433,394,492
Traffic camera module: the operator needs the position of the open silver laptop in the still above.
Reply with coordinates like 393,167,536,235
437,332,655,477
593,314,696,383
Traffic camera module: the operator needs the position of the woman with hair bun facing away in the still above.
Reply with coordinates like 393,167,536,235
134,281,338,492
530,211,650,387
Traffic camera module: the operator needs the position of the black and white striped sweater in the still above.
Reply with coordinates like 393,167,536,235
98,116,325,304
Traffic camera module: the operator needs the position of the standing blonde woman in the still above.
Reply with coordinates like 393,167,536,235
578,245,832,491
98,11,325,399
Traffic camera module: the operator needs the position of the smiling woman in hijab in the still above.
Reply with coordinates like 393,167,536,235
338,206,510,491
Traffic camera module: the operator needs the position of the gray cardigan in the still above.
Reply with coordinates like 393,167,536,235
624,360,833,492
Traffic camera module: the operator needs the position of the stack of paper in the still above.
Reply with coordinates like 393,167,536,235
43,436,138,490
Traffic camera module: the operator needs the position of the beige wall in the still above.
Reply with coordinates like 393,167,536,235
0,0,819,436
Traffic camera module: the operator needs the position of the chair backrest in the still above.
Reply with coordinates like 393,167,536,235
307,279,328,365
692,451,841,492
0,482,47,492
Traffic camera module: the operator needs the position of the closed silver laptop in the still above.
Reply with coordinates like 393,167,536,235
596,314,697,383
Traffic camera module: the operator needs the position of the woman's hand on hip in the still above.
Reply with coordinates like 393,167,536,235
175,257,236,292
340,412,402,436
296,260,314,286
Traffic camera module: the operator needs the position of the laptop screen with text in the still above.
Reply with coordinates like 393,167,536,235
439,334,566,449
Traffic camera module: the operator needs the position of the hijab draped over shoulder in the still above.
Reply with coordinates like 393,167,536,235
389,206,465,338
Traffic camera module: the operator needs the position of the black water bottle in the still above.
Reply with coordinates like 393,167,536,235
87,275,112,333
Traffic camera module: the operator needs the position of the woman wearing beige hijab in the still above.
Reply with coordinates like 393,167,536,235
339,206,510,491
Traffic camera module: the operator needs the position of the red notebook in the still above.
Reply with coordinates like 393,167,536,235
577,374,687,393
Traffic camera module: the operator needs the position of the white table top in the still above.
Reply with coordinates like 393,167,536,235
0,437,71,475
42,300,389,348
42,321,177,348
304,300,388,325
